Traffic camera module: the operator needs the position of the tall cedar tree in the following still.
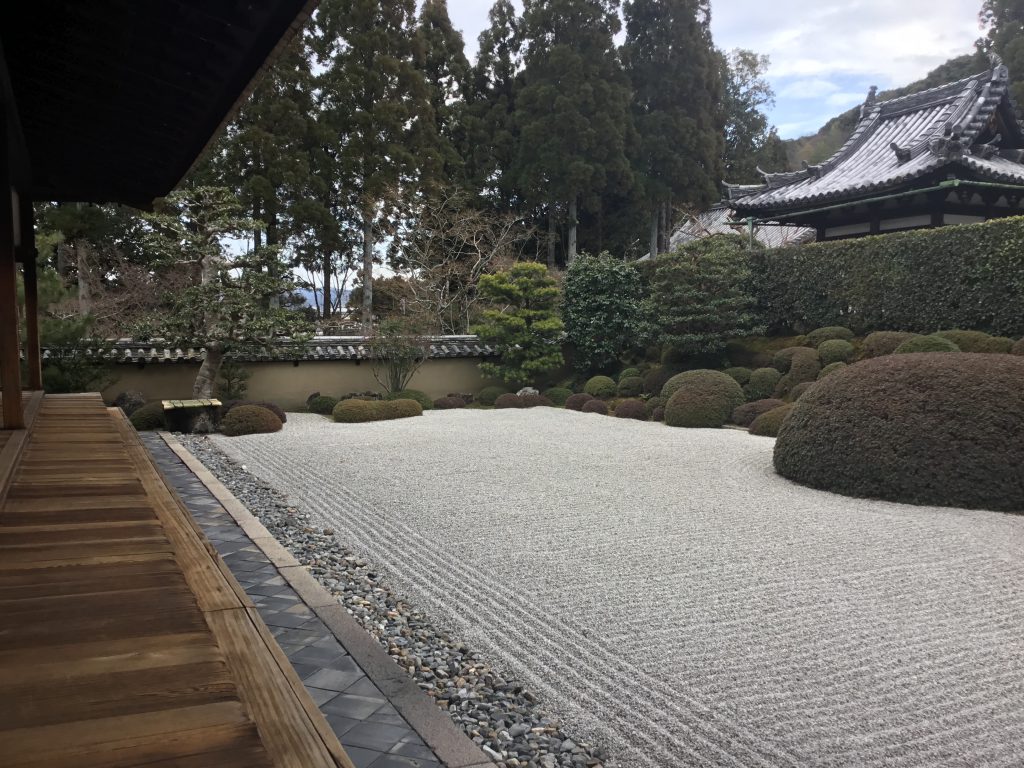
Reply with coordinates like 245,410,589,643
979,1,1024,103
514,0,632,266
415,0,472,184
312,0,440,328
623,0,723,260
466,1,523,209
721,49,789,184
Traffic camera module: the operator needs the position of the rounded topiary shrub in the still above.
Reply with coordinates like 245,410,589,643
862,331,918,358
618,367,641,383
788,382,814,401
749,404,794,437
520,394,554,408
932,330,995,353
333,399,383,423
565,393,594,411
651,406,666,422
818,362,848,380
643,366,676,398
385,389,433,410
723,367,752,386
494,393,523,409
584,375,617,399
987,337,1016,354
384,399,424,419
581,399,609,415
743,368,782,401
645,396,667,418
731,398,785,428
221,405,283,437
113,391,146,417
806,326,854,348
617,376,644,398
772,346,805,373
129,401,167,431
614,399,647,420
774,353,1024,511
543,387,573,406
307,395,339,415
774,349,821,399
478,386,508,406
433,396,466,410
894,335,959,354
1013,337,1024,356
664,371,745,428
221,399,287,423
817,339,854,366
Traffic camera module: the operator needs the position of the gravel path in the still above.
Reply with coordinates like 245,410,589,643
211,410,1024,767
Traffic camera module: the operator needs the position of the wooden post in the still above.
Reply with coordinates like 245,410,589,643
20,197,41,390
0,111,24,428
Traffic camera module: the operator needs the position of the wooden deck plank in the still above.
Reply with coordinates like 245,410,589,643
0,394,350,768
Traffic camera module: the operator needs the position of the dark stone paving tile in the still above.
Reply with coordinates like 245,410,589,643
390,739,436,761
304,686,340,707
305,666,365,692
370,754,442,768
344,721,414,753
346,746,386,768
322,693,388,720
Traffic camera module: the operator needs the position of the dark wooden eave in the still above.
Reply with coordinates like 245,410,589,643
0,0,316,209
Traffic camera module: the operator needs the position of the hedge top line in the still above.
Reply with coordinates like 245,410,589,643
726,54,1024,213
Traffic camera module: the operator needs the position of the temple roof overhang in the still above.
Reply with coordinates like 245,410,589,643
727,55,1024,217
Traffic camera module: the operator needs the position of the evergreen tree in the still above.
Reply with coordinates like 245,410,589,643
623,0,723,260
721,49,788,185
415,0,472,183
513,0,633,266
312,0,439,328
979,0,1024,103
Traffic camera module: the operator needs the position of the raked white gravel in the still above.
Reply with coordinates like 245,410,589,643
212,409,1024,767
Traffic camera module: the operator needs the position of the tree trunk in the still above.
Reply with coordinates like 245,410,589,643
322,252,332,320
649,210,659,261
546,209,556,270
658,204,668,254
567,197,578,266
76,240,92,315
191,342,224,433
361,212,374,329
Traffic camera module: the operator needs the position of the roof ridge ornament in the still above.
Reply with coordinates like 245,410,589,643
860,85,879,119
989,52,1009,82
890,142,911,164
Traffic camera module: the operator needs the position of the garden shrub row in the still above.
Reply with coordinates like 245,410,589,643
221,405,283,437
750,216,1024,337
333,398,424,423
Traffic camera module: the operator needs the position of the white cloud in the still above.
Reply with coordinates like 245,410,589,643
776,78,842,99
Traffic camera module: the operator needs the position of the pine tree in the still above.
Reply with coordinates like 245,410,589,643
415,0,472,184
623,0,723,260
312,0,439,328
513,0,633,266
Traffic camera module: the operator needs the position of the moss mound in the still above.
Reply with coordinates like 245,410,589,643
651,406,666,422
818,362,848,380
385,399,424,419
723,367,752,386
1013,337,1024,356
617,376,644,398
774,353,1024,511
543,387,573,406
307,395,339,415
613,399,647,420
129,401,167,431
385,389,433,410
664,371,745,428
644,396,667,418
743,367,782,401
565,393,594,411
581,399,609,415
731,398,785,428
862,331,918,358
584,375,617,399
618,367,641,383
478,386,508,406
333,399,384,423
806,326,854,348
817,339,854,365
433,396,466,409
222,399,287,423
749,404,794,437
221,405,283,437
894,335,959,354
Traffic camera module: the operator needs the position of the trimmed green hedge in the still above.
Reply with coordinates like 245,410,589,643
750,216,1024,337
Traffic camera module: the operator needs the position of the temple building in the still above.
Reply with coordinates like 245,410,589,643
727,55,1024,241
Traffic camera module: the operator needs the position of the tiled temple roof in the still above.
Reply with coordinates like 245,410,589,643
666,204,815,252
727,55,1024,213
43,336,497,364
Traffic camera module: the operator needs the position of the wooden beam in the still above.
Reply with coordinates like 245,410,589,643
19,198,40,391
0,104,24,429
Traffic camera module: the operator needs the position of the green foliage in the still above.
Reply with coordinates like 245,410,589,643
221,400,287,424
806,326,854,348
585,375,617,398
744,367,782,401
562,253,648,372
773,353,1024,511
720,49,786,184
817,339,855,365
129,402,167,432
644,396,667,417
543,387,573,405
618,367,641,382
772,346,815,374
731,398,785,428
774,348,821,399
651,406,666,422
520,393,554,408
113,392,147,417
664,370,745,428
862,331,918,358
643,365,677,397
387,399,425,419
565,393,595,411
473,263,565,386
649,235,763,357
750,218,1024,337
614,399,647,420
581,399,610,415
308,396,340,415
933,330,1014,353
818,362,848,380
895,335,959,354
384,389,434,410
617,376,644,398
333,399,385,423
723,367,752,386
216,359,251,401
788,382,815,401
1014,337,1024,355
749,404,793,437
478,385,509,406
220,405,283,437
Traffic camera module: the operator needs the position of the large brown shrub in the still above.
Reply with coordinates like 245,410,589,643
1013,337,1024,355
565,393,595,411
494,393,524,409
774,348,821,399
222,399,287,423
749,404,794,437
743,367,781,401
221,405,283,436
664,371,745,428
613,399,647,420
774,353,1024,511
731,398,785,428
581,399,609,415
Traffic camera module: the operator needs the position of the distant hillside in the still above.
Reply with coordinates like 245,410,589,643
783,53,988,169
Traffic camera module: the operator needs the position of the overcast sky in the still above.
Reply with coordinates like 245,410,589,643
445,0,983,139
